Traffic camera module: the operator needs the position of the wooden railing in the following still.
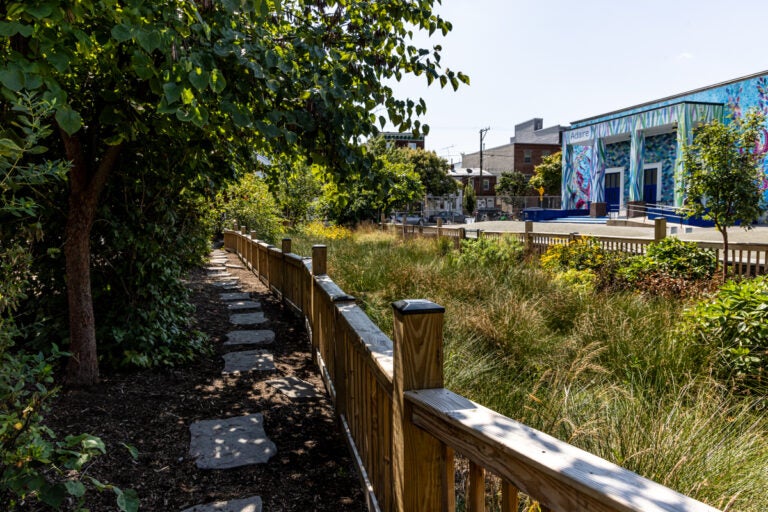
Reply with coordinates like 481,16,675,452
386,220,768,276
223,228,720,512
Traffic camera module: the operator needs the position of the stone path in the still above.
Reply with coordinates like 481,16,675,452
184,248,331,512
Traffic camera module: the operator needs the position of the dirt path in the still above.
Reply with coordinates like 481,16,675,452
43,250,365,511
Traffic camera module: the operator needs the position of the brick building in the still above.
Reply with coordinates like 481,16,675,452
459,118,565,209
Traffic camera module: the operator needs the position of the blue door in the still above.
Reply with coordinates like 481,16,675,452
643,168,658,204
605,171,621,212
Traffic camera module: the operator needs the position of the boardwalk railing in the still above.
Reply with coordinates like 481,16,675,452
386,219,768,277
223,228,720,512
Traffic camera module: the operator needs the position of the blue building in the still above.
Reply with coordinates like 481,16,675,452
561,70,768,217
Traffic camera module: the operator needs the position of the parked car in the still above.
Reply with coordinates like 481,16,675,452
391,212,427,226
474,208,503,222
428,211,467,224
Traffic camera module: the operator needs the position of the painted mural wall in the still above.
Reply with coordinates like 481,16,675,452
564,72,768,210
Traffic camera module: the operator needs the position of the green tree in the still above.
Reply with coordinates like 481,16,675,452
403,148,457,197
270,160,323,226
217,173,284,243
0,0,467,384
0,94,137,512
323,137,424,224
682,109,766,278
497,170,529,213
463,181,476,214
529,151,562,195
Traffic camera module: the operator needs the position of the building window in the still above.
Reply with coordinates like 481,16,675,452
408,142,418,149
523,149,532,164
483,178,490,191
542,150,550,157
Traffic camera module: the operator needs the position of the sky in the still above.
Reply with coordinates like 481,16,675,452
388,0,768,164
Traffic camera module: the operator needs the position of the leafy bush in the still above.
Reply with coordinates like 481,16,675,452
680,276,768,390
216,174,284,243
622,238,717,281
300,221,353,241
540,236,607,272
0,338,138,511
453,236,524,270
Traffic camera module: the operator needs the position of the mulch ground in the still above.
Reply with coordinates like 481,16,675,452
41,249,365,511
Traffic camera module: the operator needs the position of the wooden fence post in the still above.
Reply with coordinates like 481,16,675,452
524,220,533,254
654,217,667,243
249,231,259,272
310,245,327,364
282,238,292,255
437,218,443,238
392,299,448,512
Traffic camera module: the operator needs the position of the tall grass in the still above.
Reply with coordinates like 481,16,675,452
287,228,768,511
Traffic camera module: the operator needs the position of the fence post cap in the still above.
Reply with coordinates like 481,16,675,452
392,299,445,315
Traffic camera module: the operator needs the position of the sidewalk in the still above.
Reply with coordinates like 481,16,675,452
463,219,768,244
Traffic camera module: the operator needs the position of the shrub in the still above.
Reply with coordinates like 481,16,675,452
679,276,768,390
453,236,524,270
300,221,353,241
622,238,717,282
216,174,284,243
0,338,138,511
540,236,607,272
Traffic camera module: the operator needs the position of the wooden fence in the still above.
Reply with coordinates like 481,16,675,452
223,227,720,512
386,219,768,277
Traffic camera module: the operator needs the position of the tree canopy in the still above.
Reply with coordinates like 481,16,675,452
403,148,457,197
0,0,468,384
529,151,562,195
682,109,766,278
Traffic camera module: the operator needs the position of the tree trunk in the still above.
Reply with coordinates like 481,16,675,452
720,225,729,281
61,131,122,386
64,199,100,385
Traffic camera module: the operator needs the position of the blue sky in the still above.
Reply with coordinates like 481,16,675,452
388,0,768,163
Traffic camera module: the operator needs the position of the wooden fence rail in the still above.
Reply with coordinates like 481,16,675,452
223,229,720,512
386,219,768,277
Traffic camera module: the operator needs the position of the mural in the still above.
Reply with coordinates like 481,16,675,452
563,71,768,210
644,134,677,204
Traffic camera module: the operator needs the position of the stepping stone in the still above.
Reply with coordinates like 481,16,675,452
267,376,323,400
224,330,275,347
222,350,275,374
181,496,262,512
225,263,245,269
189,414,276,469
227,300,261,311
219,292,251,301
213,281,240,289
230,312,266,325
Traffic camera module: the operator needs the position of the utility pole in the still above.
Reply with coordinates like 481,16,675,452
479,127,490,179
479,127,490,209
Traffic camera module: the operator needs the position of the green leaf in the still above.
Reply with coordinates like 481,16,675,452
0,138,23,158
180,87,195,105
0,22,33,37
111,24,133,42
136,29,162,53
188,68,209,91
0,67,25,92
25,2,55,19
131,51,155,80
163,82,182,104
209,69,226,93
122,442,139,460
64,480,86,497
55,105,83,135
116,488,140,512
